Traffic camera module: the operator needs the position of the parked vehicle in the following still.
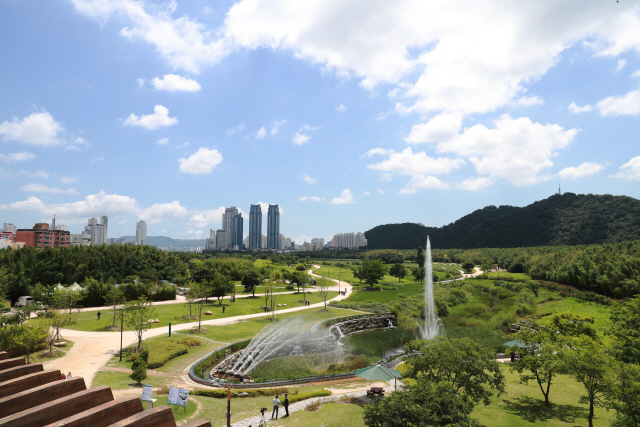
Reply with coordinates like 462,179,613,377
16,296,35,306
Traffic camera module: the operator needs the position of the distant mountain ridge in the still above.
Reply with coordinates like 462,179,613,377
120,235,205,248
365,193,640,249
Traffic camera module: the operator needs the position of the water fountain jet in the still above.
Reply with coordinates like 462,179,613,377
419,236,445,339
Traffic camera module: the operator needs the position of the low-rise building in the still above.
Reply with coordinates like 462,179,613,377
16,222,70,248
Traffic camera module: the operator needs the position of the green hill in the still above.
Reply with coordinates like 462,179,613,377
365,193,640,249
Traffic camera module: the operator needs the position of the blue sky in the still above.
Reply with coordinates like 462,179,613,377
1,0,640,244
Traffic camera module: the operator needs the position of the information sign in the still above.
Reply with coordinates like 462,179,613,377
167,387,189,407
141,384,153,402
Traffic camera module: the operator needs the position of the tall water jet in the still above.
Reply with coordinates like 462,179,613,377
421,236,445,339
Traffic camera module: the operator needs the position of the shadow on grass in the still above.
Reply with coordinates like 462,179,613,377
502,395,588,423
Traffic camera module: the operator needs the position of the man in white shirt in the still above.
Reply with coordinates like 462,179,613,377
272,395,281,419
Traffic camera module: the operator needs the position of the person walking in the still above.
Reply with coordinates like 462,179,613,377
223,306,225,314
97,311,101,320
272,395,281,419
283,393,289,417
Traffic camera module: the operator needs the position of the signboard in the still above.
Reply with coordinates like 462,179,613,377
168,387,189,407
141,384,153,402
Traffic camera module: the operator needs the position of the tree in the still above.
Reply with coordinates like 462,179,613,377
549,312,598,341
190,281,208,332
509,326,563,405
316,277,332,310
404,337,506,407
124,297,156,352
417,246,425,268
363,380,480,427
562,336,618,427
130,349,149,384
185,282,197,319
462,259,475,273
609,296,640,364
411,267,425,282
289,271,309,295
43,309,68,356
351,265,363,284
389,263,407,283
241,270,261,297
480,258,494,273
0,267,8,303
51,286,83,316
104,286,124,328
209,273,234,305
13,324,47,363
361,259,387,289
263,281,278,320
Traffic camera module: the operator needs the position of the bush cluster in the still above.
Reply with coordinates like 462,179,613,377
193,387,291,398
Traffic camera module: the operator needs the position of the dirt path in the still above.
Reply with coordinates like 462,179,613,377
42,282,352,387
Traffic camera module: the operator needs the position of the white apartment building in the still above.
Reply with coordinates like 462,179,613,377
3,223,17,234
135,220,147,246
331,232,367,249
70,233,91,246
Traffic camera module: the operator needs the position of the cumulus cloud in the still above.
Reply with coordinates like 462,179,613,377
615,58,627,72
299,196,323,202
271,120,286,136
568,102,593,113
157,137,169,145
365,148,394,157
0,152,35,162
456,176,495,191
597,88,640,116
139,201,187,224
227,124,245,135
404,112,463,144
515,95,544,107
368,147,465,176
124,105,178,130
178,147,223,174
189,206,227,229
0,111,64,146
292,132,310,145
558,162,604,180
20,183,78,195
331,189,355,204
335,104,346,112
151,74,201,92
610,156,640,180
302,174,318,184
399,176,450,194
256,126,267,139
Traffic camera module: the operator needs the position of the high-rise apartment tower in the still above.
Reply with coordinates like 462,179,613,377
267,204,280,249
136,220,147,246
249,204,262,248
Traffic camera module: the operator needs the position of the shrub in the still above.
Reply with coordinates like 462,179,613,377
447,288,469,306
178,337,202,348
130,349,148,384
193,387,291,399
289,389,331,404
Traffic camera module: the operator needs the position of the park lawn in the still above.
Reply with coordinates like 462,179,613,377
234,284,288,294
142,396,197,422
92,370,177,390
486,271,532,280
345,281,424,303
29,339,75,364
196,307,362,344
472,364,614,427
29,292,337,332
535,297,612,337
268,401,366,427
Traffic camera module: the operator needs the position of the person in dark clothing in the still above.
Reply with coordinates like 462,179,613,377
284,393,289,417
223,306,225,314
510,351,515,362
97,311,101,320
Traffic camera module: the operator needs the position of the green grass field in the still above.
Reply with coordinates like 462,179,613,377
28,291,337,332
345,281,424,303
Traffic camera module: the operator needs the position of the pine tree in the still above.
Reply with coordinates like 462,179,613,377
130,349,149,384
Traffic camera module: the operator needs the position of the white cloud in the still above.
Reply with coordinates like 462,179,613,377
363,191,370,195
515,95,544,107
189,206,227,229
610,156,640,180
597,89,640,116
438,115,578,186
67,137,89,151
632,69,640,78
271,120,286,136
59,176,78,184
299,196,323,202
335,104,346,112
139,201,187,224
91,156,104,162
157,137,169,145
137,78,146,87
558,162,604,180
568,102,593,113
74,137,89,145
400,176,450,194
176,142,190,149
0,190,138,223
615,58,627,72
256,126,267,139
227,124,245,135
0,111,64,146
404,112,463,144
301,124,317,131
20,183,78,195
365,148,394,157
331,189,355,204
151,74,201,92
377,188,385,194
456,176,495,191
302,174,318,184
292,132,310,145
124,105,178,130
368,147,465,176
0,152,35,162
178,147,223,174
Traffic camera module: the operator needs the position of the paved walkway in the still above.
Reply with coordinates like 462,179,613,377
42,274,352,387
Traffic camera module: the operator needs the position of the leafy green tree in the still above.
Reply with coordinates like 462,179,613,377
104,286,124,328
190,281,208,332
416,246,425,268
363,380,480,427
462,259,475,273
351,265,363,284
124,297,155,352
562,336,618,427
130,349,149,384
209,273,234,305
549,312,597,341
389,263,407,283
510,327,564,405
316,277,333,310
411,267,425,282
609,362,640,427
609,296,640,363
0,267,8,303
289,271,309,295
404,337,506,407
241,270,261,297
480,258,494,273
13,324,47,363
51,286,83,316
360,259,387,289
515,288,537,316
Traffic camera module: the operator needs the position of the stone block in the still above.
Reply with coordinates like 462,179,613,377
204,311,212,315
55,341,67,347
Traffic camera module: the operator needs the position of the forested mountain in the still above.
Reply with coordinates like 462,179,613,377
365,193,640,249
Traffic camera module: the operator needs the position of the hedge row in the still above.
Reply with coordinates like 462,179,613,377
288,389,332,404
148,347,188,369
193,387,290,398
328,300,389,313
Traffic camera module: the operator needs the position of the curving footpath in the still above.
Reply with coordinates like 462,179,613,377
43,271,352,387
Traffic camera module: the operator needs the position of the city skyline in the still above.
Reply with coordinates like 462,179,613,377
1,1,640,244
